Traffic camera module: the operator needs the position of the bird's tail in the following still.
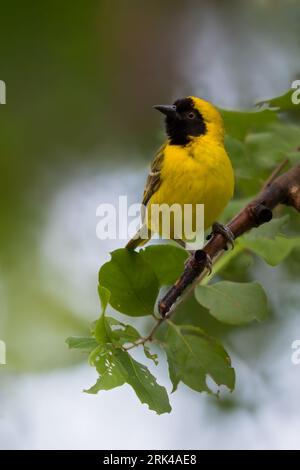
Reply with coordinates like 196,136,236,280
125,226,151,250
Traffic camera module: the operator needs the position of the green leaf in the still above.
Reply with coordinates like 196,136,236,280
99,249,159,317
116,349,171,414
86,344,127,392
66,336,98,351
195,281,268,325
94,286,111,343
95,309,143,347
245,124,300,169
98,285,110,313
163,323,235,394
167,353,181,393
240,236,300,266
143,344,159,365
87,346,171,414
140,245,188,285
94,315,109,344
239,216,300,266
244,215,289,239
220,107,278,140
256,89,300,113
220,197,251,223
224,136,250,179
107,317,141,346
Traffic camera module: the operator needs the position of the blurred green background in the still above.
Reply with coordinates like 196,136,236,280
0,0,182,370
1,0,300,449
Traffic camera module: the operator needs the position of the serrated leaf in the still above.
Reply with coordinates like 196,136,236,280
143,344,159,365
245,124,300,168
163,323,235,394
87,345,171,414
99,249,159,317
66,336,98,351
116,349,171,414
195,281,268,325
86,344,127,392
256,89,300,113
140,245,188,285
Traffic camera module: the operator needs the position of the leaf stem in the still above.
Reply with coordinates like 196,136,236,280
122,317,164,351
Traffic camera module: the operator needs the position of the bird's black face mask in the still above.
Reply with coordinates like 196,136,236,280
154,97,207,145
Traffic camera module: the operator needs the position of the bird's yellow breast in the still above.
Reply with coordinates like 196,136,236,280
147,135,234,239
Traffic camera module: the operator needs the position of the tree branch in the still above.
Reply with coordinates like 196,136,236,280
158,161,300,318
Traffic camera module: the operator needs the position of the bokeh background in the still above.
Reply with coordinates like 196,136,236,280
1,0,300,449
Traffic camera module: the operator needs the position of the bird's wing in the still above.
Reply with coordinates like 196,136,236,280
142,143,166,206
141,143,166,221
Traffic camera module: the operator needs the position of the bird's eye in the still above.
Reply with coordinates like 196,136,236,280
186,111,196,119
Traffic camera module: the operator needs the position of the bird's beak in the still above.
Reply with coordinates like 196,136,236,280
153,104,178,118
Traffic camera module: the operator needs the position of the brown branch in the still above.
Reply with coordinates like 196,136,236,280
158,161,300,318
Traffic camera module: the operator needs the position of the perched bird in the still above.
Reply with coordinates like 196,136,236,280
126,96,234,256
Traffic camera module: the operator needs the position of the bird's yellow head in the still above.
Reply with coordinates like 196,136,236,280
154,96,224,145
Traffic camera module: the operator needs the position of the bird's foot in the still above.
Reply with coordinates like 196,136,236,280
206,222,235,251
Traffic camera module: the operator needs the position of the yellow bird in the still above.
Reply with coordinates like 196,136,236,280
126,96,234,254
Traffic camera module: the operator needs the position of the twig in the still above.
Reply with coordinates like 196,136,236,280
261,158,289,190
158,161,300,317
122,317,164,351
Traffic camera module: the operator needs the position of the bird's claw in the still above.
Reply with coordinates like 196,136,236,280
206,222,235,250
205,253,213,274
